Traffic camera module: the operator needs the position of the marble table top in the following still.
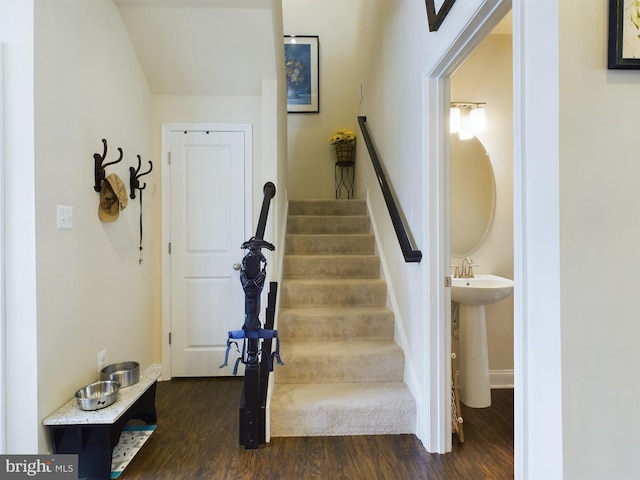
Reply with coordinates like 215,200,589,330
43,366,161,426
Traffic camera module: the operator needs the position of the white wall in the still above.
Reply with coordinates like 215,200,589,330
0,0,38,454
34,0,155,451
559,1,640,478
282,0,364,200
451,34,514,374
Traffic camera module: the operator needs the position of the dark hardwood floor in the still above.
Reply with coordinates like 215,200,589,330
121,377,513,480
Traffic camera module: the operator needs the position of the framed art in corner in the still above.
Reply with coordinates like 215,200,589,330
425,0,457,32
284,35,319,113
608,0,640,69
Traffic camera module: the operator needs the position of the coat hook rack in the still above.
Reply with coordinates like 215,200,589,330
129,155,153,200
93,139,123,192
129,154,153,265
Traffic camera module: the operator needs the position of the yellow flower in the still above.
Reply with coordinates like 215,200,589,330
328,128,356,145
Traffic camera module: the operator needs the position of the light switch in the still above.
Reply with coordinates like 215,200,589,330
57,205,73,230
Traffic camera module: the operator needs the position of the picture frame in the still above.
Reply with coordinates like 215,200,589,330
284,35,319,113
425,0,457,32
608,0,640,69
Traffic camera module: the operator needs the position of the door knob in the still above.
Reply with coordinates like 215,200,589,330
233,263,242,271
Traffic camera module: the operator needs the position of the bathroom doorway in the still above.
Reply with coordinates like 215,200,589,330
449,9,514,438
423,0,513,455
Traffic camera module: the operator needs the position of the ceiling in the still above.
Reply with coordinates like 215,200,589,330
114,0,278,95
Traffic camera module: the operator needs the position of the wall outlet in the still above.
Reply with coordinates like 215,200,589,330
97,349,107,371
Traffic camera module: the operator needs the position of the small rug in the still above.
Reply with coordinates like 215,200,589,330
110,424,156,479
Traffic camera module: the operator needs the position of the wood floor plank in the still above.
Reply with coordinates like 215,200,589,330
120,377,513,480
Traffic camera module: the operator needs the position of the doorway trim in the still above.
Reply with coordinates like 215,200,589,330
424,0,512,454
0,43,6,452
160,123,253,380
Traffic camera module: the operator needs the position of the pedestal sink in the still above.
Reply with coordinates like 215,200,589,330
452,274,514,408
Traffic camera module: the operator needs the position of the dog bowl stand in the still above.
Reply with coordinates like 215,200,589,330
43,369,160,480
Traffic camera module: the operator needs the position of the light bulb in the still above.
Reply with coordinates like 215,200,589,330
450,107,461,133
459,128,473,140
470,107,485,134
459,113,473,140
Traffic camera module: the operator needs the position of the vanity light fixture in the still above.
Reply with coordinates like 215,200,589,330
450,102,486,139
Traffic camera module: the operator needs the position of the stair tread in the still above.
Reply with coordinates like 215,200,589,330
280,340,402,353
272,382,413,406
287,233,374,237
279,306,391,315
287,215,369,219
278,307,394,342
284,254,378,258
282,278,385,285
275,340,404,384
270,382,416,436
288,200,367,216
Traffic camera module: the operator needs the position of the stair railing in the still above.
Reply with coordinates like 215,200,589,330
357,116,422,263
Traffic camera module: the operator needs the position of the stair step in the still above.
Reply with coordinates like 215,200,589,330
270,382,416,436
278,307,394,341
275,341,404,384
283,255,380,279
271,199,416,438
288,199,367,216
280,279,387,307
285,234,375,255
286,215,370,234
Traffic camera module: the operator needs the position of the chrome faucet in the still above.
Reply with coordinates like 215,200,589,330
458,257,477,278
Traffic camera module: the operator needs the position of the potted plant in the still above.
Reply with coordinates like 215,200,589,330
328,128,356,164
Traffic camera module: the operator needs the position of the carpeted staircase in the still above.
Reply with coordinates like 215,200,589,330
270,199,416,437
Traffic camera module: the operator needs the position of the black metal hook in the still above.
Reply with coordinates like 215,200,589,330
93,139,123,192
129,155,153,199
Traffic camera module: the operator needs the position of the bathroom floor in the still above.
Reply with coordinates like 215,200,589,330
120,377,514,480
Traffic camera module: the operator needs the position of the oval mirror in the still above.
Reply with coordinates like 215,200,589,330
450,134,496,257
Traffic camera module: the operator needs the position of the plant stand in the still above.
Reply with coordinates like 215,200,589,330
335,161,355,199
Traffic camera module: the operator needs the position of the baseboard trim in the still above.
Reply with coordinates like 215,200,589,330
455,369,514,389
147,364,164,381
490,369,514,389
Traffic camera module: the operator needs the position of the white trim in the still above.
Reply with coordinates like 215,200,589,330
423,73,451,453
424,0,512,455
454,369,514,389
160,123,253,380
0,43,6,453
264,191,288,443
365,191,422,434
490,369,514,389
512,4,526,476
512,2,563,478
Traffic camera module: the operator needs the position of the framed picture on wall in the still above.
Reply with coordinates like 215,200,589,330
425,0,457,32
284,35,319,113
608,0,640,69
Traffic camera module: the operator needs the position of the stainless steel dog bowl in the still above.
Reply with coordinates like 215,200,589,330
100,361,140,388
75,380,120,411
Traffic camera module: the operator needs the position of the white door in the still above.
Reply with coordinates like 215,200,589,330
169,130,248,376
